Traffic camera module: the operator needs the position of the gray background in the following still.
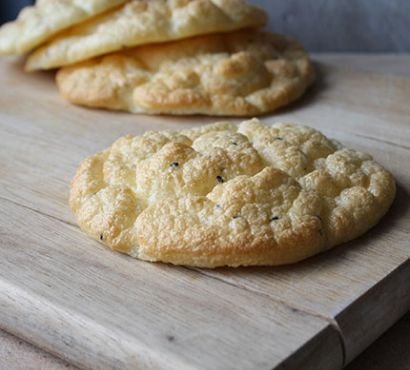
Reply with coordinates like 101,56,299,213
252,0,409,52
0,0,409,52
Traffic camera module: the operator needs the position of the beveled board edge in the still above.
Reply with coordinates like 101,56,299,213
337,260,410,364
0,199,344,370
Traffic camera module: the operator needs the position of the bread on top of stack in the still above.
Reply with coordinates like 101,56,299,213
0,0,315,116
0,0,128,55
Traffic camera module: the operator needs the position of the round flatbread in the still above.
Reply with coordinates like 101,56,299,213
56,30,314,116
70,119,396,268
25,0,267,71
0,0,127,55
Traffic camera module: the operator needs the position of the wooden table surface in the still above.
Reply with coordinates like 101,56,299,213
0,54,409,370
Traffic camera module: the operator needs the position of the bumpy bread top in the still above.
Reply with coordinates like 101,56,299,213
70,119,395,267
26,0,267,70
0,0,127,55
56,31,313,116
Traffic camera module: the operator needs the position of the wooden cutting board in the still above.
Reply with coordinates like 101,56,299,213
0,57,409,370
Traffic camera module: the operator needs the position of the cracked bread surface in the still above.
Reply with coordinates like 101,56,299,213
56,30,314,116
0,0,127,55
70,119,395,267
26,0,267,70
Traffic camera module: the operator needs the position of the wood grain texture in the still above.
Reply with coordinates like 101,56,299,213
312,54,410,77
346,312,410,370
0,199,343,370
191,61,410,364
0,329,77,370
0,56,409,369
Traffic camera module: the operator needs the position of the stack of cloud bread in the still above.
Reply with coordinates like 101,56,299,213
0,0,315,116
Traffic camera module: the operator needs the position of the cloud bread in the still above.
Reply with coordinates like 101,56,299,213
0,0,127,55
56,31,314,116
70,119,396,268
26,0,267,71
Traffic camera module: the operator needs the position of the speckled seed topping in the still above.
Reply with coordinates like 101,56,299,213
70,119,396,268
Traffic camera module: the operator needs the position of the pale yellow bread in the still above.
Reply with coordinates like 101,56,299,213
70,119,396,268
0,0,127,55
26,0,267,71
56,31,314,116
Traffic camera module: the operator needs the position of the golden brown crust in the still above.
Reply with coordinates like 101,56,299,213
0,0,127,55
70,119,396,267
56,31,314,116
25,0,268,70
